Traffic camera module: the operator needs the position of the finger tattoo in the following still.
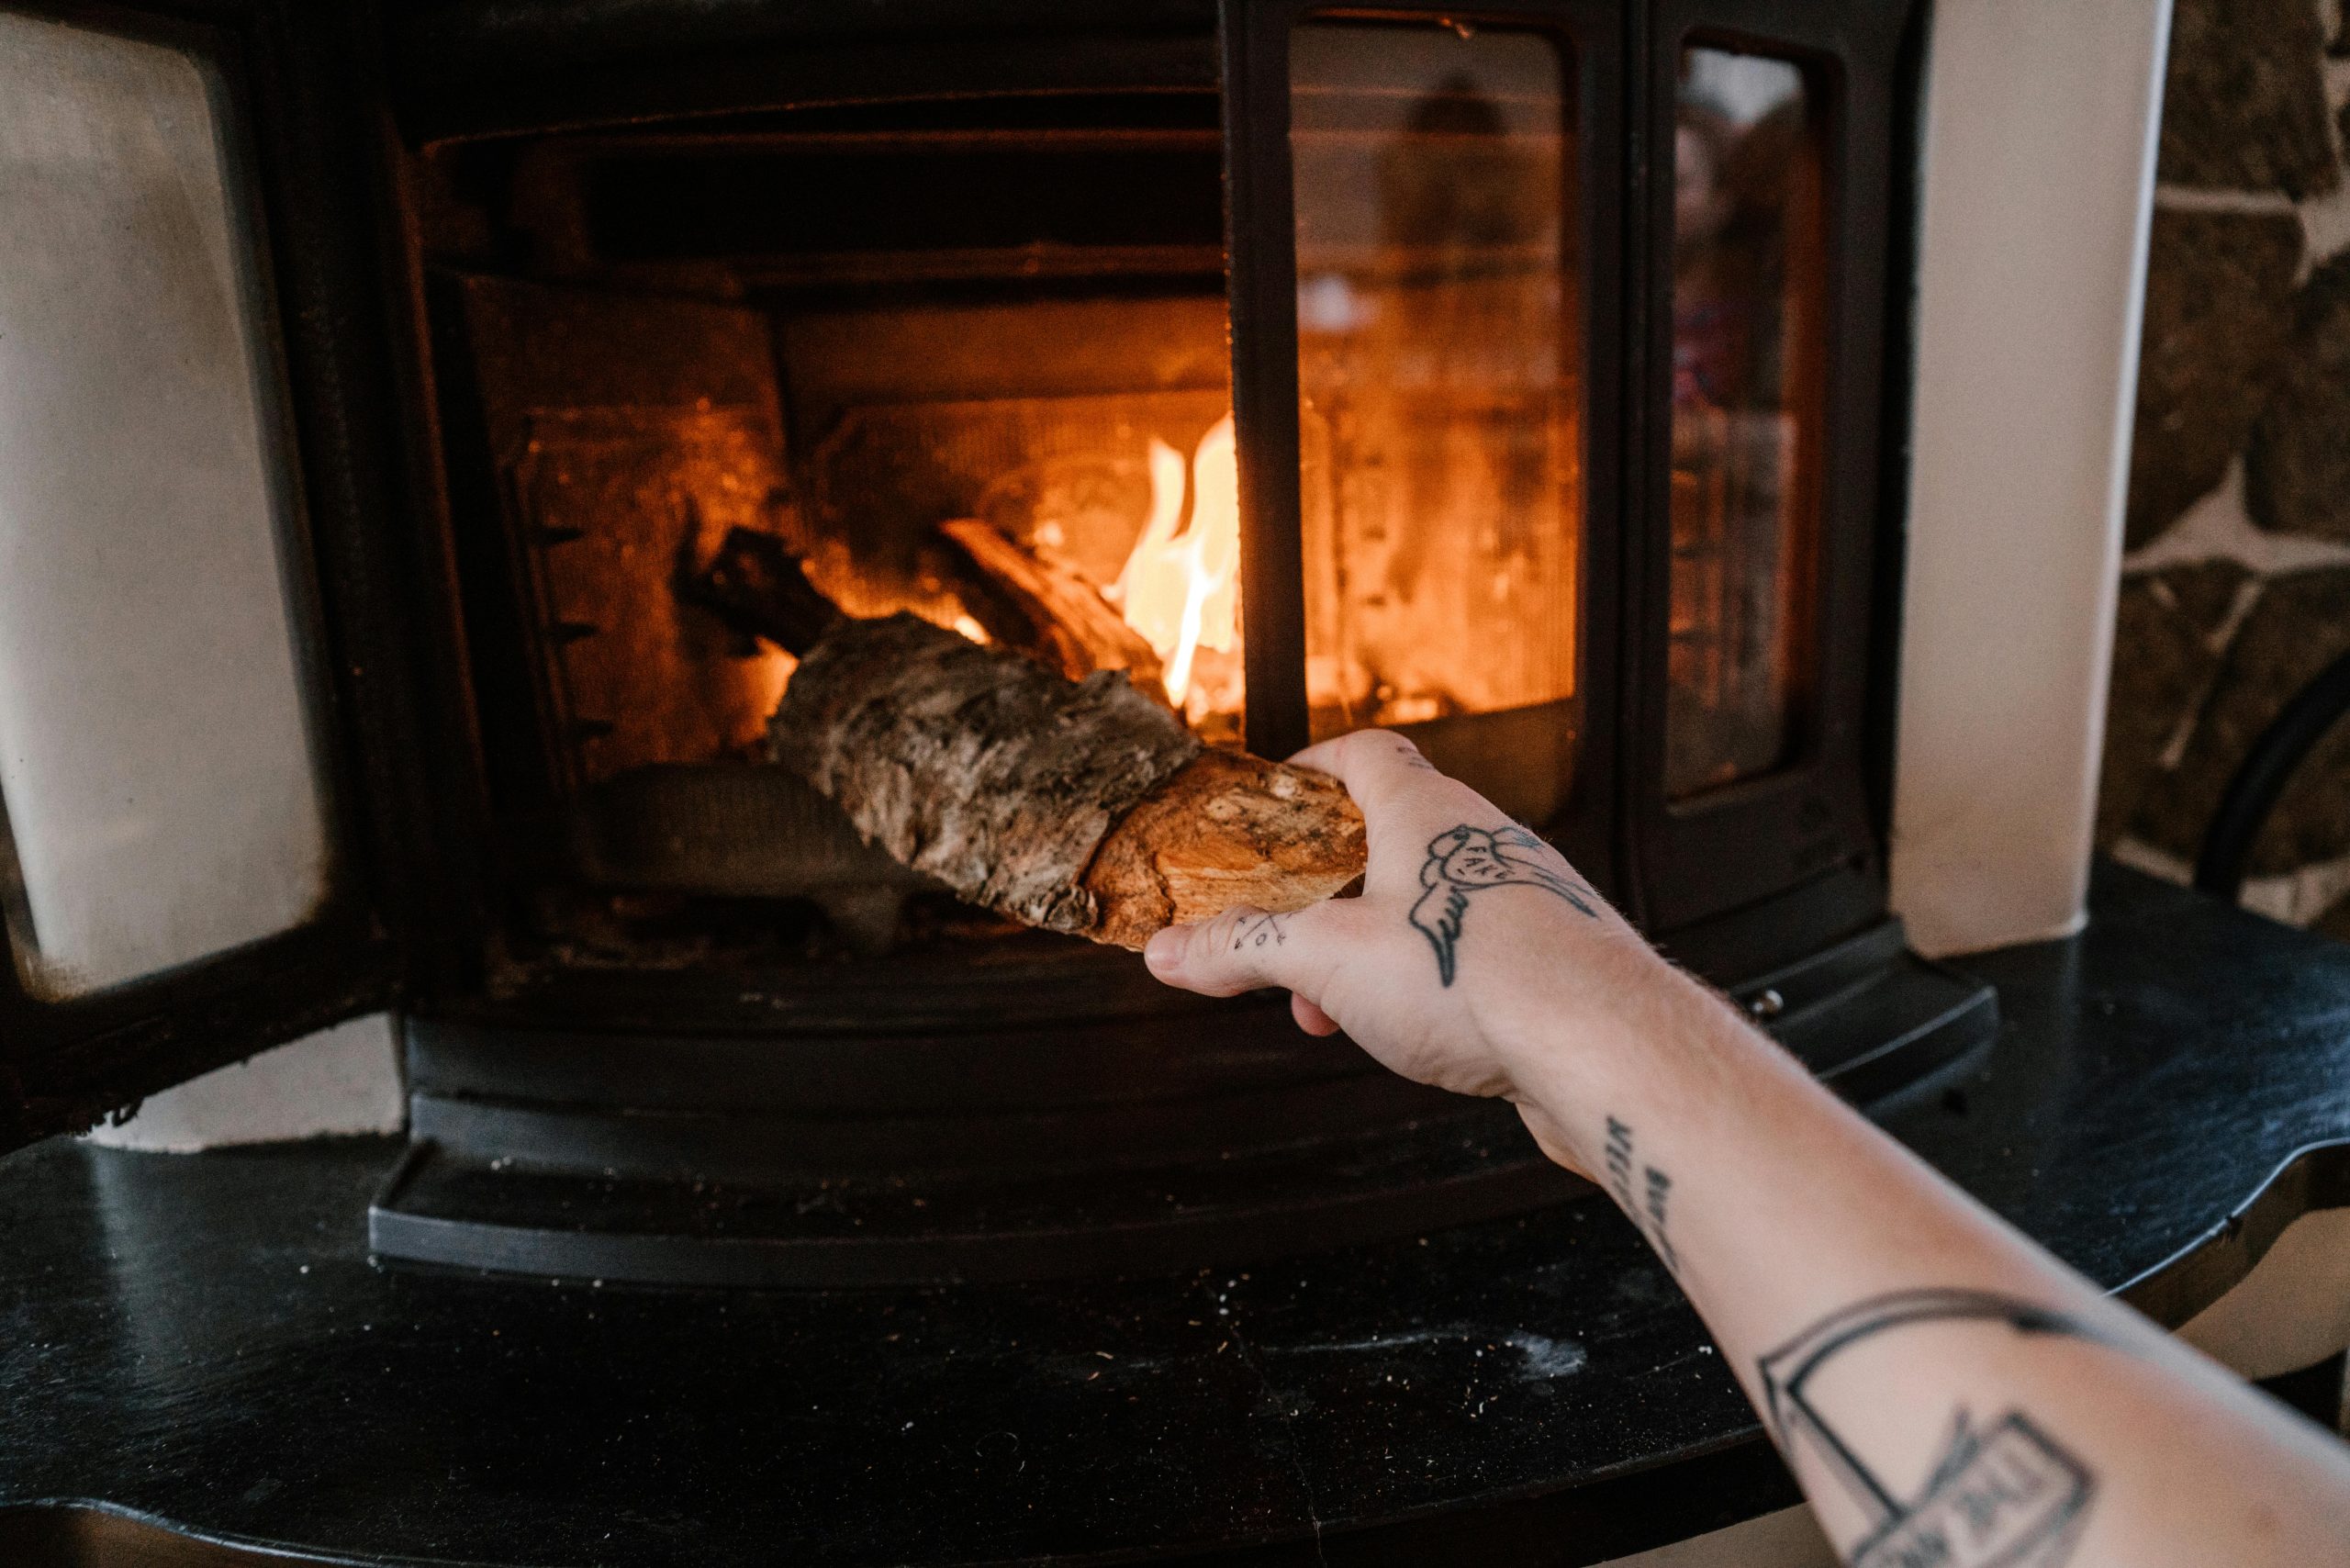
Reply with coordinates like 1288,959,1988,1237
1231,913,1289,952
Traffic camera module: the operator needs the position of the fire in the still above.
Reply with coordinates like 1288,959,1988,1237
1112,414,1240,712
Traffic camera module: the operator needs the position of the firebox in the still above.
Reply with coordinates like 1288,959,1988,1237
0,0,1987,1285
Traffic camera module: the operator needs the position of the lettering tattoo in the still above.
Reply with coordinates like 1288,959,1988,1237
1602,1115,1680,1272
1603,1116,1633,1199
1642,1167,1677,1273
1408,823,1598,986
1230,912,1288,952
1759,1291,2108,1568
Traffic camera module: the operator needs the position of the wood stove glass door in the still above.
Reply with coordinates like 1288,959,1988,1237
1662,47,1824,801
0,1,408,1146
1292,21,1581,832
1633,0,1912,940
0,8,328,1002
1224,1,1622,883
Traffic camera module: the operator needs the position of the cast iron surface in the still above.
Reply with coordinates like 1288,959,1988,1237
2,864,2346,1566
364,918,1987,1287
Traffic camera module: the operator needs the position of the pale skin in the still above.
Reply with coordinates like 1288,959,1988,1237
1144,729,2350,1568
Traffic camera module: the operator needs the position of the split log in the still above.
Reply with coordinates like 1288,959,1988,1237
690,531,1364,947
774,609,1200,935
773,611,1365,946
934,518,1169,700
1081,746,1365,949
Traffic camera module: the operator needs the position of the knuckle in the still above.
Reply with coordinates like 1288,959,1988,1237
1190,913,1238,964
1163,910,1251,996
1206,902,1264,949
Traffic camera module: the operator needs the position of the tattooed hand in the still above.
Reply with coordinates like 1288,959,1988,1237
1142,730,1668,1175
1150,732,2350,1567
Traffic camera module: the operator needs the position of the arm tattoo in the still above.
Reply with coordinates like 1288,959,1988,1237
1407,823,1597,985
1602,1115,1680,1272
1231,912,1288,951
1759,1290,2110,1568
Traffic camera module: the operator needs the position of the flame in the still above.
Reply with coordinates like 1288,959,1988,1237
1113,415,1240,710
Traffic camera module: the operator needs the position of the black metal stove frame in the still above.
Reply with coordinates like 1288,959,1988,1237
0,0,1963,1291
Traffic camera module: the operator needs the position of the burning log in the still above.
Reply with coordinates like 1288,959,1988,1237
934,518,1169,701
688,530,1365,948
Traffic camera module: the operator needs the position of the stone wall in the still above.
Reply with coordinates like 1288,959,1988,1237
2098,0,2350,935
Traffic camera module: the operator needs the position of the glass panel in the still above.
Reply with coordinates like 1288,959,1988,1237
1665,47,1824,800
0,11,331,998
1290,21,1582,824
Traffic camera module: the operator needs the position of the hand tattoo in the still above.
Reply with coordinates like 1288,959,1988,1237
1230,913,1288,952
1759,1291,2108,1568
1408,823,1597,986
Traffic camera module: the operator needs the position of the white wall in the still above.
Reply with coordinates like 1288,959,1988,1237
1888,0,2174,957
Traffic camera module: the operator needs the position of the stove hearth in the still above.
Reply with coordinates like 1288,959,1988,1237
340,0,1994,1285
0,0,2215,1560
0,0,1998,1281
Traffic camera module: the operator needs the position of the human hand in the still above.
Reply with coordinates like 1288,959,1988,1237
1141,730,1683,1175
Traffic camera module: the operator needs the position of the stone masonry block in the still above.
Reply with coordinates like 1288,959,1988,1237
2098,561,2252,847
2247,253,2350,543
2126,209,2301,550
2134,567,2350,874
2158,0,2340,198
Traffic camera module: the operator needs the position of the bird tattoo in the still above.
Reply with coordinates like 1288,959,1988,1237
1409,823,1598,986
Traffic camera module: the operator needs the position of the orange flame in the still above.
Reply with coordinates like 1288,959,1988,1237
1112,414,1239,711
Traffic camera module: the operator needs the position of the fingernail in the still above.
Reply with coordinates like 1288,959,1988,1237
1144,928,1183,971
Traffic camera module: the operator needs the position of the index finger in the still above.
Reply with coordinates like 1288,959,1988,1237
1286,728,1453,815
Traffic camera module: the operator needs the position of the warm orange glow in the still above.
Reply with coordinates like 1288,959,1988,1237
1112,414,1240,716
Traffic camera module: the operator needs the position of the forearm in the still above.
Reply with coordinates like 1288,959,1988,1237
1142,731,2350,1563
1512,959,2350,1566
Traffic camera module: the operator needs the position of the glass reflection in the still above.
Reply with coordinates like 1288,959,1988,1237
1665,48,1823,800
1290,21,1582,824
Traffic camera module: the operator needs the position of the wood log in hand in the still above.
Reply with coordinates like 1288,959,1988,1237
689,530,1365,948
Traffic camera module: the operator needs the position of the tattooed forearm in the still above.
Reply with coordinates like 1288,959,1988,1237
1758,1291,2108,1568
1601,1115,1680,1272
1407,823,1598,985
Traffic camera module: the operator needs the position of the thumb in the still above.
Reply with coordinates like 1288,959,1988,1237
1142,902,1333,999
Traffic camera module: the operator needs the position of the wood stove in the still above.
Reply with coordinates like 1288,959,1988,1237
0,0,1989,1287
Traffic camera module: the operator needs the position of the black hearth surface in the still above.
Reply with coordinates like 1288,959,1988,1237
4,862,2349,1567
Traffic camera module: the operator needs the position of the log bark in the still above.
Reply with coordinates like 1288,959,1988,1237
768,612,1365,946
773,611,1199,935
934,518,1169,700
